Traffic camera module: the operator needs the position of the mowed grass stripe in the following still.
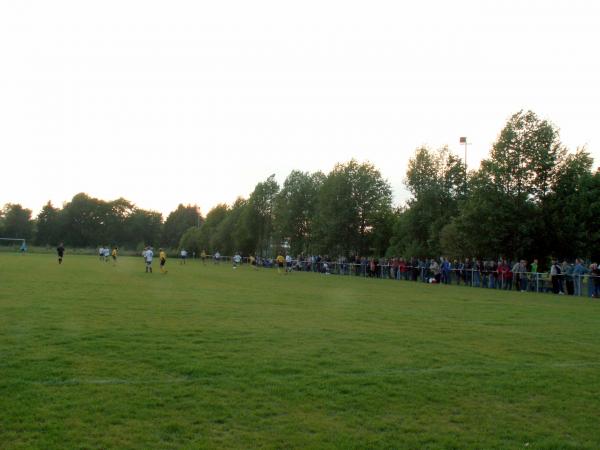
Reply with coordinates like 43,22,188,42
1,253,600,449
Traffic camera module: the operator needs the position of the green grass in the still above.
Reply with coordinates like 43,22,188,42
1,253,600,449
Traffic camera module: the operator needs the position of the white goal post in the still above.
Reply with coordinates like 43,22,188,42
0,238,27,250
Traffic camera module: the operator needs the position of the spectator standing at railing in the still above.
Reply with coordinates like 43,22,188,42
572,258,587,296
529,259,539,292
440,258,451,284
464,258,473,285
453,260,461,285
562,261,574,295
429,259,441,283
591,263,600,298
481,260,490,288
497,260,510,290
490,260,497,287
418,259,427,282
408,258,416,281
473,259,482,287
588,263,596,297
512,260,528,292
390,258,398,280
398,258,406,280
550,259,563,294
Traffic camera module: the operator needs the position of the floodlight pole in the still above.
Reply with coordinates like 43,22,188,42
459,137,469,172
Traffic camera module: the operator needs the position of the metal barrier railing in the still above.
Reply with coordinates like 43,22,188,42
192,254,600,298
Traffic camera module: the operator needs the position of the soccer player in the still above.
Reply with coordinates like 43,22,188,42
201,249,207,265
111,247,118,264
57,243,65,264
285,254,292,273
233,252,241,269
180,248,187,264
143,246,153,273
276,253,285,274
159,248,168,273
98,246,104,260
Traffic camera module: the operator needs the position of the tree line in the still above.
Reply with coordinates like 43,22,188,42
0,195,200,251
2,110,599,261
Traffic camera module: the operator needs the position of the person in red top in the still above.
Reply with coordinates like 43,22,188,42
497,260,513,290
399,258,407,280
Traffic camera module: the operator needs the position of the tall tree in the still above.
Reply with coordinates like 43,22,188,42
125,208,163,250
198,204,230,254
273,170,324,255
61,193,109,247
162,204,203,248
543,148,600,259
314,160,392,256
35,201,61,246
441,111,568,260
390,146,466,257
213,198,251,255
1,204,34,240
485,110,566,201
241,175,279,255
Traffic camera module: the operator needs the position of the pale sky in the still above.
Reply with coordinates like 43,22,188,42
1,0,599,218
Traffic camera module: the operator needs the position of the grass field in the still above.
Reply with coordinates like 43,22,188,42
1,253,600,449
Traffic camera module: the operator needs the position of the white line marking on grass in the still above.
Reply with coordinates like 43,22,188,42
4,361,600,387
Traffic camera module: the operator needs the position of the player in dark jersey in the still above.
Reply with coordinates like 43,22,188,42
57,243,65,264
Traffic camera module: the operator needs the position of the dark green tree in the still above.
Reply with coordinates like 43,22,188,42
314,160,392,256
162,204,202,248
1,203,34,241
35,201,61,246
60,193,109,247
125,208,163,250
441,111,568,260
543,148,600,259
273,170,324,255
240,175,279,255
198,204,230,254
389,146,466,257
213,198,251,255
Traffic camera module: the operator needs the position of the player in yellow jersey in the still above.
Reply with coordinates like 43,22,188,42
276,254,285,274
159,248,168,273
111,247,118,265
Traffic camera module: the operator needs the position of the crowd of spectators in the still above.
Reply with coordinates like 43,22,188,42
276,255,600,297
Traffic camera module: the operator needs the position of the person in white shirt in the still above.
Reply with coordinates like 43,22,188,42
103,247,110,262
180,249,188,265
214,251,221,264
285,254,292,273
99,247,104,261
233,253,241,268
143,247,154,273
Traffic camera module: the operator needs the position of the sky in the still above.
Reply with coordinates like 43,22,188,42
1,0,599,218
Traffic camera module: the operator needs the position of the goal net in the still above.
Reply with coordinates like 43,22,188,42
0,238,27,251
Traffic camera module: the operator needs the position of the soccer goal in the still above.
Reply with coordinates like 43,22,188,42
0,238,27,252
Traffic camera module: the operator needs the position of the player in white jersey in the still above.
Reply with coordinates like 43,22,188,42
143,247,154,273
